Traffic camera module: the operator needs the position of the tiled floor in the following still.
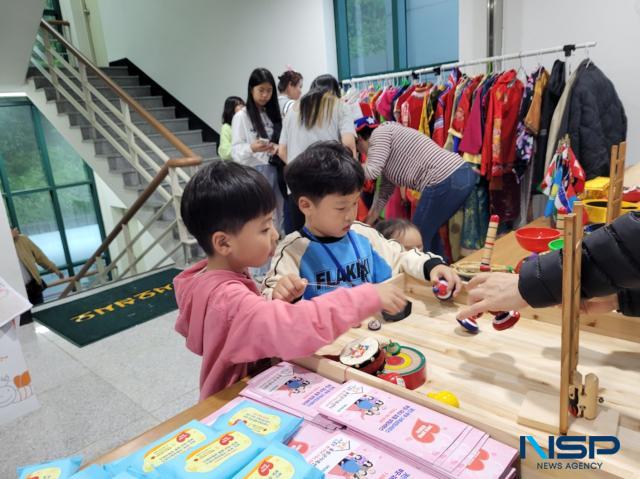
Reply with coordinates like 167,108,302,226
1,310,200,478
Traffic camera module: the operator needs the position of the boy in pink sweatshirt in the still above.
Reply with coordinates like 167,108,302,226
174,160,406,401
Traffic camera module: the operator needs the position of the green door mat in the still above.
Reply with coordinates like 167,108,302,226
34,268,182,347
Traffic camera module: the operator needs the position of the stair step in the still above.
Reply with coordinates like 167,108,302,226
43,84,153,103
67,105,178,127
56,94,165,113
120,156,217,188
120,157,219,189
99,66,131,76
93,129,204,156
32,74,142,89
76,117,190,138
109,144,217,174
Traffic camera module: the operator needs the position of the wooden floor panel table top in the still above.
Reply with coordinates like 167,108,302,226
303,275,640,478
454,216,551,270
86,270,640,478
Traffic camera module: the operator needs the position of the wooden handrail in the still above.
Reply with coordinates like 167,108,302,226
48,270,97,288
39,19,196,159
47,19,71,27
60,159,191,298
38,18,204,298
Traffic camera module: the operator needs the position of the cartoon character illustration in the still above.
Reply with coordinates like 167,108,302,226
348,395,384,418
0,371,32,408
0,376,17,408
347,343,370,360
329,452,375,478
279,375,311,395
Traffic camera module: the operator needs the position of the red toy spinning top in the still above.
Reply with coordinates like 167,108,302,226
433,279,453,301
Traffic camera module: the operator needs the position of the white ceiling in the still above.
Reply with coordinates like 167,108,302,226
0,0,45,92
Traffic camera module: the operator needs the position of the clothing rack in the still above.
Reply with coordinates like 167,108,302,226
342,42,596,86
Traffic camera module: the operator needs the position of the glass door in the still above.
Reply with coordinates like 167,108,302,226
0,98,108,301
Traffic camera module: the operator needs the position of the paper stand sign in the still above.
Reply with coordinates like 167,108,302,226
0,275,40,425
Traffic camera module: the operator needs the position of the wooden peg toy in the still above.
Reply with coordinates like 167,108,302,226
569,371,600,419
480,214,500,272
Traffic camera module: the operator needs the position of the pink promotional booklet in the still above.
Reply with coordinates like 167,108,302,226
199,364,518,479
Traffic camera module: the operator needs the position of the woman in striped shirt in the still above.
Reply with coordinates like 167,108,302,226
355,118,476,259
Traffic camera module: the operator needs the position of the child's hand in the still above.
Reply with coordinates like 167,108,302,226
373,283,407,315
430,265,462,298
273,274,308,303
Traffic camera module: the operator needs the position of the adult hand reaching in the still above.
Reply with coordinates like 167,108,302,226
456,272,528,320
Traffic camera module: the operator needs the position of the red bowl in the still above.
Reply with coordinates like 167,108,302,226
515,227,561,253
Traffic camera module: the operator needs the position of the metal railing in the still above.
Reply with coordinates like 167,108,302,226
29,20,202,298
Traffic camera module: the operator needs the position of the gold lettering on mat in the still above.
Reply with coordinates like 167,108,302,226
69,283,173,323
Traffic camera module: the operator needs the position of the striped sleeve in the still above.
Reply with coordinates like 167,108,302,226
370,174,396,217
370,123,463,191
363,127,391,181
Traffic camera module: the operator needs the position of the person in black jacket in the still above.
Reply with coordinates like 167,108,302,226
458,212,640,318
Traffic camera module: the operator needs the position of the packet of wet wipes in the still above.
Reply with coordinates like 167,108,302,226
107,420,218,475
232,442,324,479
69,464,111,479
17,456,83,479
213,399,303,443
155,421,268,479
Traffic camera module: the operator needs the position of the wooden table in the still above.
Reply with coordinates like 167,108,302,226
88,379,247,466
454,216,551,270
300,275,640,478
454,217,640,343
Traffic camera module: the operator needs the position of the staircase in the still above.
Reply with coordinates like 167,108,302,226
24,20,211,298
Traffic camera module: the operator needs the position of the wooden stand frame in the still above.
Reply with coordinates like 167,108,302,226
559,202,584,434
606,142,626,224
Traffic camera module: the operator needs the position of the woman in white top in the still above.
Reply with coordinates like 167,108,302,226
277,69,303,117
232,67,284,227
278,74,357,232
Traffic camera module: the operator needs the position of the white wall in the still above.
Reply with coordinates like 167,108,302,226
0,0,44,92
500,0,639,165
96,0,337,132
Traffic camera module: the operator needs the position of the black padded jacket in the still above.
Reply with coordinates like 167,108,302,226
518,212,640,316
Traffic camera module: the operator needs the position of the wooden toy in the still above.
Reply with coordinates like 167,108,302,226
294,265,637,477
383,341,401,356
456,315,480,334
379,345,427,390
491,311,521,331
427,390,460,408
433,279,453,301
479,214,500,272
338,337,387,375
367,319,381,331
517,202,610,437
606,141,626,224
451,261,512,280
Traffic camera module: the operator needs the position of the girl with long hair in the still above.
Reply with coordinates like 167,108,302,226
278,74,357,232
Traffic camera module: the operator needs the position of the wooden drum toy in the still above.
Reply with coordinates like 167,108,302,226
339,337,387,375
378,345,426,390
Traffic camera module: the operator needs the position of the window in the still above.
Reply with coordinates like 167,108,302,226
334,0,459,80
0,98,108,301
